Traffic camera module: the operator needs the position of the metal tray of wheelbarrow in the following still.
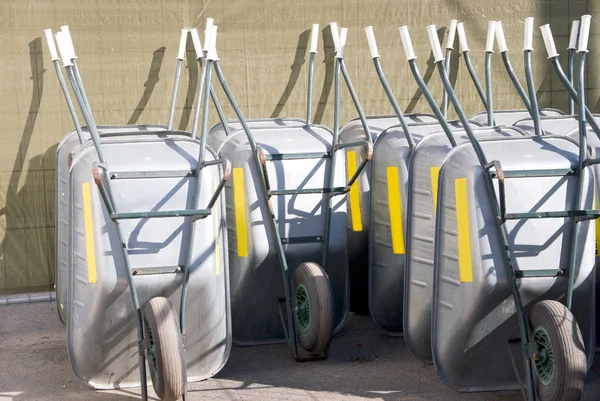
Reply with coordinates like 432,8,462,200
207,118,308,151
337,113,439,312
212,124,348,346
470,107,565,127
512,113,600,135
404,126,527,362
66,132,230,389
56,124,168,323
367,119,484,333
432,135,595,392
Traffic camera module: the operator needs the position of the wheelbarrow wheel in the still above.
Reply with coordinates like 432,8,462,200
143,297,185,401
529,300,587,401
292,262,334,354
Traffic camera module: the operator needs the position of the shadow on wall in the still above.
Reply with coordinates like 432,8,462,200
127,47,166,125
178,35,200,131
0,38,55,295
267,25,336,124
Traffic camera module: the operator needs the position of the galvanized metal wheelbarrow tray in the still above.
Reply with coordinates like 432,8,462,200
401,19,596,401
47,22,232,401
200,23,374,361
52,28,198,325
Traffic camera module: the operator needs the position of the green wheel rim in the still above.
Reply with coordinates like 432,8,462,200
295,283,311,334
532,326,554,385
147,325,158,376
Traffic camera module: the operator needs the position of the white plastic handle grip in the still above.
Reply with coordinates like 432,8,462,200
55,32,73,67
539,24,558,59
207,25,219,61
330,22,340,52
427,25,445,63
568,20,580,50
365,26,380,58
190,29,202,59
457,23,469,52
336,27,348,59
177,29,189,60
60,25,77,59
203,18,214,51
524,17,534,51
485,21,496,52
309,24,319,53
495,21,508,53
578,15,591,53
446,19,457,50
44,29,59,61
398,26,416,61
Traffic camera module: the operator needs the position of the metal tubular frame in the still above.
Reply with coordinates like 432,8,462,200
419,21,600,401
500,52,532,113
372,57,415,149
462,51,488,112
210,25,373,359
523,50,542,136
484,51,496,125
54,28,230,400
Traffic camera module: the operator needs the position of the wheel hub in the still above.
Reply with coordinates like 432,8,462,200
532,326,554,385
147,326,158,375
295,284,311,334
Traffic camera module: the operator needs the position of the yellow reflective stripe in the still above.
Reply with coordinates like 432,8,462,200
347,150,363,232
387,167,405,254
455,178,473,282
233,168,249,257
595,194,600,257
81,182,97,284
430,166,440,214
214,176,221,275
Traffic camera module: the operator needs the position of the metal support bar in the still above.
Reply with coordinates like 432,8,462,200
442,48,452,118
504,210,600,220
307,52,315,125
372,57,415,149
484,51,496,126
269,187,347,196
110,170,196,179
53,61,85,144
264,152,330,161
281,236,324,245
132,266,183,275
515,269,566,278
462,51,488,111
524,50,542,136
566,50,589,310
567,48,576,115
111,209,211,220
491,168,576,178
501,52,532,113
340,60,374,145
551,57,600,139
408,60,457,147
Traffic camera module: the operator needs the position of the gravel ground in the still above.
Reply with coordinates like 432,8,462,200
0,303,598,401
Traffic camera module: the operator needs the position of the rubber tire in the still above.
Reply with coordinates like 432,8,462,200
292,262,335,354
529,300,587,401
143,297,185,401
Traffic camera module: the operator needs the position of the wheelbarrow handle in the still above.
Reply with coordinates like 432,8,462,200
496,21,508,53
568,20,580,50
